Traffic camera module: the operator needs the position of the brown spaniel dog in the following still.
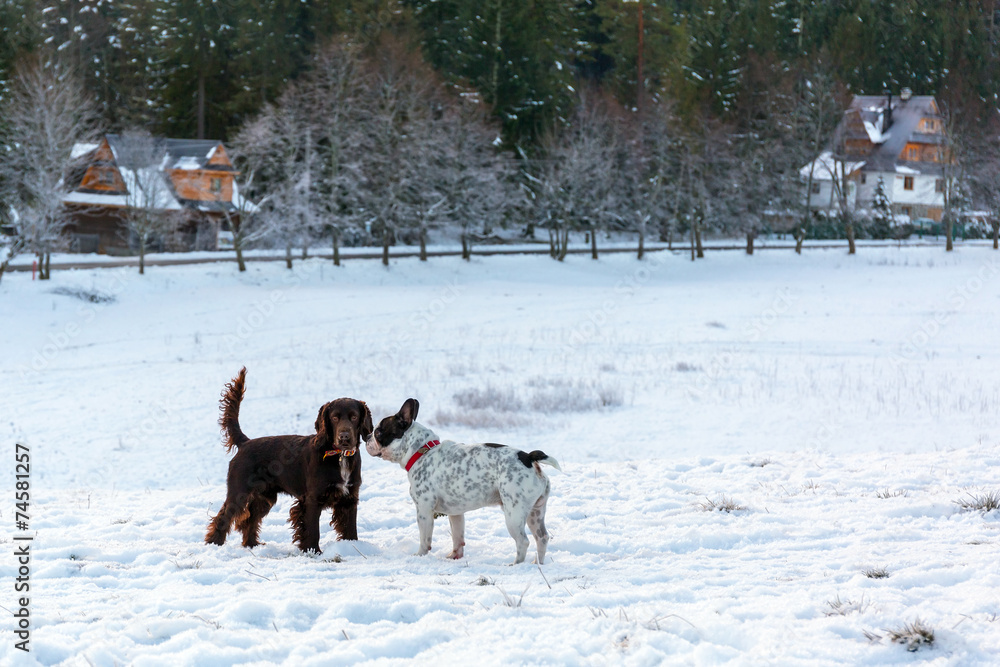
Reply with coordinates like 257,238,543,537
205,367,372,553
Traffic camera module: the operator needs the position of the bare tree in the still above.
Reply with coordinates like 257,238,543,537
392,98,450,262
358,36,449,266
531,89,623,261
674,122,725,261
229,35,515,269
234,83,321,269
0,210,26,285
113,131,179,274
635,102,681,257
0,59,97,279
791,59,844,254
825,119,863,255
935,94,994,252
305,40,369,267
965,120,1000,249
213,168,265,272
436,99,513,262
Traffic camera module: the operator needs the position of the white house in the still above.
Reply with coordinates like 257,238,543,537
801,90,951,222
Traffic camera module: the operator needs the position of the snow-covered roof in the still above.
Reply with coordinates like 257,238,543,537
63,191,131,208
65,134,250,213
172,156,203,170
799,151,865,182
802,94,945,183
161,138,231,171
862,119,889,144
63,168,183,210
120,168,183,210
231,180,259,214
846,95,942,173
70,143,100,160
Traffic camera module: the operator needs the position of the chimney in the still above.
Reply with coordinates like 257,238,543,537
900,87,912,101
883,89,893,133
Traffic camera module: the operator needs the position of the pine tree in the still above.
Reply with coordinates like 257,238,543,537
0,0,41,94
869,176,892,240
155,0,239,139
409,0,586,147
592,0,687,110
226,0,312,130
677,0,746,117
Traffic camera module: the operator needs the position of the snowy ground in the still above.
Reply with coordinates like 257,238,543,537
2,246,1000,665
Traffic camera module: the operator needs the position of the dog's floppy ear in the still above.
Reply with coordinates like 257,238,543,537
358,400,373,441
314,402,333,444
398,398,419,425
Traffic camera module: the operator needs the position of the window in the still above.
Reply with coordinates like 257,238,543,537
901,206,912,216
935,179,945,193
860,173,867,184
908,147,918,160
810,182,821,194
210,177,222,193
98,169,115,186
904,176,914,190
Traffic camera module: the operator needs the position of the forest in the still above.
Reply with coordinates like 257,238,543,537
2,0,1000,269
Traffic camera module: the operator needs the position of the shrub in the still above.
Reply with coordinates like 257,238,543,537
824,594,870,616
452,385,523,412
887,619,935,652
954,490,1000,513
697,495,747,513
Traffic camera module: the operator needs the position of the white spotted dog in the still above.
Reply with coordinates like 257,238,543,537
365,398,561,565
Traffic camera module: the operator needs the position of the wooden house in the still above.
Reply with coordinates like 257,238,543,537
63,134,251,253
801,90,952,222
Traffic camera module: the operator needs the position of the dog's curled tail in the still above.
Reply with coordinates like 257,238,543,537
219,367,249,453
523,450,562,474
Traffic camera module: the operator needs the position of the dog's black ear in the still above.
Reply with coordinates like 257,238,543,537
398,398,419,425
314,402,333,444
358,400,373,441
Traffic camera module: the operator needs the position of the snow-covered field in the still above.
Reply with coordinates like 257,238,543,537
3,246,1000,665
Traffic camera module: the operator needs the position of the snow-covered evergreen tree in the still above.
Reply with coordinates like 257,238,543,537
868,175,892,240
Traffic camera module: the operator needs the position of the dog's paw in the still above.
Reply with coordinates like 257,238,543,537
447,548,464,560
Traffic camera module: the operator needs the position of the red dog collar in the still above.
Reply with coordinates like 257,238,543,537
405,440,440,472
